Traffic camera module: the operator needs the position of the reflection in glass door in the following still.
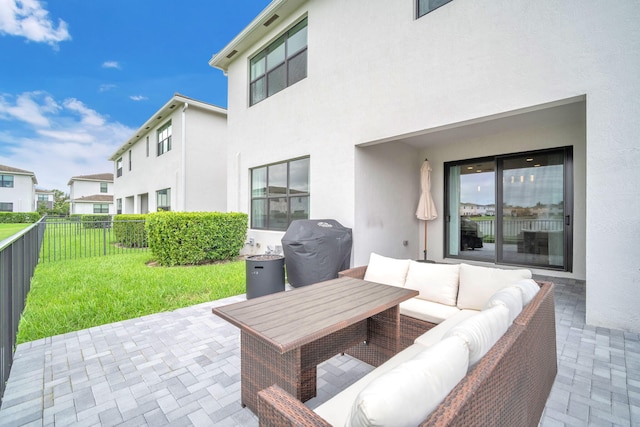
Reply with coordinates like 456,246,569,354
499,151,567,268
445,147,572,271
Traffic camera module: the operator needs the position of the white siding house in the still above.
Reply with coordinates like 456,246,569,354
68,173,114,215
109,94,227,214
0,164,37,212
209,0,640,332
35,189,55,210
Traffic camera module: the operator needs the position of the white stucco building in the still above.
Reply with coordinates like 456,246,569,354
109,94,227,214
209,0,640,332
0,164,37,213
68,173,114,215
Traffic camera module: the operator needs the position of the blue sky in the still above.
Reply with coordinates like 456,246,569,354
0,0,270,192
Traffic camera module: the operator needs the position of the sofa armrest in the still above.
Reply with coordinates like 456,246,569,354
258,385,332,427
338,265,367,279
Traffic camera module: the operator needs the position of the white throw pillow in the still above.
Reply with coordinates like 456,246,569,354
347,336,469,427
363,253,410,288
513,279,541,306
443,304,510,367
484,286,523,324
457,264,532,310
404,261,460,306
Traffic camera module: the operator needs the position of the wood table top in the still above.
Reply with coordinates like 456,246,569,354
212,277,417,354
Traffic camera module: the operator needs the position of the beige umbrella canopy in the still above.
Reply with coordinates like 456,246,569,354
416,159,437,260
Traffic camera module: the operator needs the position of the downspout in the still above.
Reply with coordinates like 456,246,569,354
181,102,189,211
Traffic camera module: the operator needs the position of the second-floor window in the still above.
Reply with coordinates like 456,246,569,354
417,0,453,18
0,175,14,188
128,150,132,171
116,158,123,177
250,18,307,106
100,182,108,193
117,198,122,214
157,121,172,156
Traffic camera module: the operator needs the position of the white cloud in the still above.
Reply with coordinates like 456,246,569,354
0,0,71,47
129,95,148,102
0,91,134,192
99,84,117,92
102,61,121,69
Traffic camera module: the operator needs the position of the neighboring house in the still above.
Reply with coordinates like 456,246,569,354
35,189,55,210
0,164,37,212
68,173,114,215
209,1,640,332
108,94,227,214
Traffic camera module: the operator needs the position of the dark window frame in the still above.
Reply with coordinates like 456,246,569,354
156,188,171,211
444,147,573,272
0,175,14,188
93,203,109,214
250,157,310,231
249,18,308,106
417,0,453,18
0,202,13,212
116,158,123,177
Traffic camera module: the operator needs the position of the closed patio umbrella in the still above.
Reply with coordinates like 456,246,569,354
416,159,437,260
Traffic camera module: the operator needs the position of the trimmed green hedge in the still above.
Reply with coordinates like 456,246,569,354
72,214,112,229
113,214,149,248
0,212,41,223
146,211,248,266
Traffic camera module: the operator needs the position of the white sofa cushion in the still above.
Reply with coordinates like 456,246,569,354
484,286,523,324
363,253,410,288
443,304,510,367
457,263,532,310
405,261,460,306
314,343,427,426
414,309,479,348
346,336,470,427
513,279,541,306
400,298,461,324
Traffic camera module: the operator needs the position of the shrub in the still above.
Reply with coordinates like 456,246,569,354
113,214,149,248
146,211,248,266
0,212,41,223
77,214,112,229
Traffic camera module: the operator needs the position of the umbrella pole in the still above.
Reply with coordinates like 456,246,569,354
423,221,427,261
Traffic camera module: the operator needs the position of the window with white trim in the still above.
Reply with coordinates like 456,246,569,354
0,202,13,212
157,121,172,156
116,158,123,177
249,18,307,105
93,204,109,214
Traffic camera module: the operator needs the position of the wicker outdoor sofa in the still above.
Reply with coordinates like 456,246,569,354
257,259,557,427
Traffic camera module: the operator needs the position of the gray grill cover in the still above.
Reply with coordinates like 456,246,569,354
281,219,353,287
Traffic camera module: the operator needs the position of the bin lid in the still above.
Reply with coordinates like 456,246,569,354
246,254,284,261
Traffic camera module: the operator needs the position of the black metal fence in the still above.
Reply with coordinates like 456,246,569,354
39,218,148,263
0,218,45,402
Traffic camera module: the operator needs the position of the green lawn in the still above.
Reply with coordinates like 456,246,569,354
17,252,246,344
0,223,30,241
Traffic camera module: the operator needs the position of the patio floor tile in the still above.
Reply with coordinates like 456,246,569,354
1,278,639,426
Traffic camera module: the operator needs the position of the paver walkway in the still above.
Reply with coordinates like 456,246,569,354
1,277,638,426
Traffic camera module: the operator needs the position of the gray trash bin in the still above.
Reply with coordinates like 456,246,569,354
245,255,285,299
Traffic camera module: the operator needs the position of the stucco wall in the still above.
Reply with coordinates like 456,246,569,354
0,174,34,212
222,0,640,331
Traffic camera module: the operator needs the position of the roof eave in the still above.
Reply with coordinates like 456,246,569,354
108,94,227,161
209,0,306,72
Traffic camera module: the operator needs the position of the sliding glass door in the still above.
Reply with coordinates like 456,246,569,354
445,147,572,271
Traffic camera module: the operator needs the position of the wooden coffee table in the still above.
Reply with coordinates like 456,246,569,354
212,276,417,414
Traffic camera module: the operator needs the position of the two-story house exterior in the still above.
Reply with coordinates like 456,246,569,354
0,164,37,212
209,0,640,332
68,173,114,215
109,94,227,214
35,189,55,211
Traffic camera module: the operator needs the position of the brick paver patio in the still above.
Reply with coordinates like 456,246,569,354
1,277,638,426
